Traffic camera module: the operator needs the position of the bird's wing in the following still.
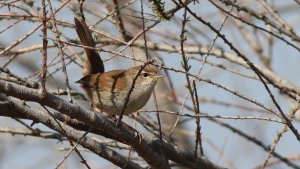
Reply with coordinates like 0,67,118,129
76,70,128,92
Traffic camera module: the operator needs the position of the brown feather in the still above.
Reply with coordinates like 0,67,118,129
74,17,104,75
76,70,128,92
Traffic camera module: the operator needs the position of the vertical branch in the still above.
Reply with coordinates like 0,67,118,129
141,0,149,60
45,1,89,168
266,26,274,69
40,0,48,93
189,4,235,156
47,0,73,103
112,0,131,41
191,4,234,157
141,0,168,166
179,0,203,158
193,81,203,155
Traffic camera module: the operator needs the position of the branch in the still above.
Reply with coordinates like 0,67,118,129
0,80,224,169
1,94,142,169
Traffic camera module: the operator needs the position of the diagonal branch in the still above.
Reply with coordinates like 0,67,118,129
0,80,224,169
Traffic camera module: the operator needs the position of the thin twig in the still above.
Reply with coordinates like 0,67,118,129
40,0,48,93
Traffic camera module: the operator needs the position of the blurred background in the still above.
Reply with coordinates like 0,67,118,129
0,0,300,168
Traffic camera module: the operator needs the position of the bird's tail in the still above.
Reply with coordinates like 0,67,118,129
74,17,104,76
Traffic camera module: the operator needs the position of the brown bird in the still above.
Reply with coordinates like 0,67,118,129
74,17,164,115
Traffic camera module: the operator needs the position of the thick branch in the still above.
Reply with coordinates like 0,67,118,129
0,80,224,169
1,94,142,169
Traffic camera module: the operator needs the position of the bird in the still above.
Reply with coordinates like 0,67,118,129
74,17,164,116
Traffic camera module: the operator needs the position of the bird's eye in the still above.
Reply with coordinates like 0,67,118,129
142,73,149,77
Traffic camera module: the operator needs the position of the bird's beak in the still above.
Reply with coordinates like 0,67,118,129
154,74,166,78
